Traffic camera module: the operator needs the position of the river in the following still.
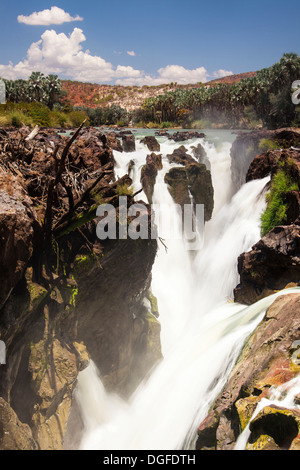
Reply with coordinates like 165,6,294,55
72,128,299,450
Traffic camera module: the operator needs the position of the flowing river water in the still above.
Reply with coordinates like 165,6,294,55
73,129,300,450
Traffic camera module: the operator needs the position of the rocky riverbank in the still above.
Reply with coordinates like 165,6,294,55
0,125,161,449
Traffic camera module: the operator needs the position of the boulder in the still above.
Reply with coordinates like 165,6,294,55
169,131,205,142
246,148,300,184
140,136,160,152
164,162,214,221
105,131,123,152
122,134,136,152
234,225,300,305
167,146,195,166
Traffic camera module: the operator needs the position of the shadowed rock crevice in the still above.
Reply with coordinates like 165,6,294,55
248,406,300,449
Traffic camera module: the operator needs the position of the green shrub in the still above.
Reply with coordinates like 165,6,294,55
27,102,52,127
67,110,89,127
147,122,160,129
116,183,133,196
260,169,299,236
51,110,68,128
8,110,33,127
258,138,279,153
161,121,176,128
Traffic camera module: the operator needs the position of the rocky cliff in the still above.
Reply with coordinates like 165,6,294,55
0,126,160,450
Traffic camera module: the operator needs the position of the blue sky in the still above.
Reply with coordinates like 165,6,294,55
0,0,299,85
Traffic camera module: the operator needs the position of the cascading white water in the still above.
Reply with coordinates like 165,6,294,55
74,129,300,451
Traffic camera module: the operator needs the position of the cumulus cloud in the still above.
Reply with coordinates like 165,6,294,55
0,26,230,86
127,51,136,57
0,28,143,83
17,6,83,26
116,65,209,86
212,69,234,79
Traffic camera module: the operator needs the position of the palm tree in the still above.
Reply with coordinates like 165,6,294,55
45,75,62,110
28,72,46,103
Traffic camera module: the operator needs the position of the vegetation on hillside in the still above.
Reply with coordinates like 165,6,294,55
138,53,300,129
0,53,300,129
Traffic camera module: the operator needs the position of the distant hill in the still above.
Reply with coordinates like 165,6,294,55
205,71,257,86
62,71,257,111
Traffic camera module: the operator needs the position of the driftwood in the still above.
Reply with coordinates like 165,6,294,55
25,125,40,141
43,120,87,242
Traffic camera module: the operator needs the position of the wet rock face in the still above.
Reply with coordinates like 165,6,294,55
167,146,195,166
141,152,163,203
230,127,300,192
247,405,300,450
140,136,160,152
164,162,214,222
0,169,40,310
196,293,300,450
234,225,300,305
122,133,136,152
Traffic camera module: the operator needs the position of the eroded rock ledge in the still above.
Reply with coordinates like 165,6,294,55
0,126,160,450
196,293,300,450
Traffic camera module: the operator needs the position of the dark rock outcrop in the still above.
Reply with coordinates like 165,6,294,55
196,293,300,450
140,153,163,203
167,146,195,166
169,131,205,142
140,136,160,152
234,225,300,305
105,131,123,152
122,134,136,152
246,148,300,184
165,162,214,222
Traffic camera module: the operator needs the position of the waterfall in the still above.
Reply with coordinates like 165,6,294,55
74,130,299,450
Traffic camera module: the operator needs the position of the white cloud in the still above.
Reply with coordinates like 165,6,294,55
17,6,83,26
127,51,136,57
116,65,209,86
0,26,230,86
157,65,208,84
212,69,234,79
0,28,143,83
